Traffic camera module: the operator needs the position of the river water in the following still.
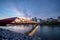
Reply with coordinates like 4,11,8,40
0,25,33,34
36,25,60,40
0,25,60,40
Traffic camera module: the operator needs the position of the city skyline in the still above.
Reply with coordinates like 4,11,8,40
0,0,60,19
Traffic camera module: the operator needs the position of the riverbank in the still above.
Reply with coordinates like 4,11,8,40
39,22,60,26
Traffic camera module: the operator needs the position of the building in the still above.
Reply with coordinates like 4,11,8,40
57,16,60,22
46,18,54,22
37,18,42,23
32,17,37,22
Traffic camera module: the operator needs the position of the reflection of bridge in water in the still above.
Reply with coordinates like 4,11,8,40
0,17,38,36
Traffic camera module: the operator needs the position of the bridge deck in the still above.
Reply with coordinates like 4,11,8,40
0,17,38,26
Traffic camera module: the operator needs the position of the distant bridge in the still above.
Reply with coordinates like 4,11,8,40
0,17,38,26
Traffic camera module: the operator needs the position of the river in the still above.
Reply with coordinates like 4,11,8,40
36,25,60,40
0,25,60,40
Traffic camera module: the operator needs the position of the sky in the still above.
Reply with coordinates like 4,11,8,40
0,0,60,19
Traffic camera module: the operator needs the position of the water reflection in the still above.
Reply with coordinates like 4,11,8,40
0,25,32,34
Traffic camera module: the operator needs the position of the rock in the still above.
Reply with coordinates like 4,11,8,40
0,28,37,40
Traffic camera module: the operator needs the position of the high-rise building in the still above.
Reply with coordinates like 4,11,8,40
31,17,37,22
57,16,60,22
37,18,42,23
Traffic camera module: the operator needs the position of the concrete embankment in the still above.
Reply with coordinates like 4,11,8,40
26,25,39,36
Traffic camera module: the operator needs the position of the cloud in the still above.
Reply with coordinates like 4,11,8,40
2,2,26,17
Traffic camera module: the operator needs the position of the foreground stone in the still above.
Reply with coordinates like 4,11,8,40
0,28,36,40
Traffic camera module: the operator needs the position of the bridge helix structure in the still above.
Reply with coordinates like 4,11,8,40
0,17,39,36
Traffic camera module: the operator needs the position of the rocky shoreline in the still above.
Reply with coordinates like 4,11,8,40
0,28,38,40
